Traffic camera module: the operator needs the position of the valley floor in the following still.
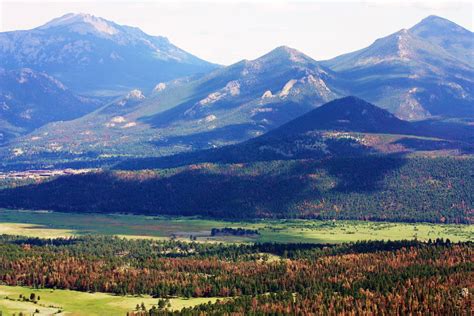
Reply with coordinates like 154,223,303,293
0,209,472,243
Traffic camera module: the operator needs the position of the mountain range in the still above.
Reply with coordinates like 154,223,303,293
0,13,217,97
1,96,471,223
0,14,473,168
115,96,474,170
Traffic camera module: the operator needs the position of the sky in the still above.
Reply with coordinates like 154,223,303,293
0,0,472,65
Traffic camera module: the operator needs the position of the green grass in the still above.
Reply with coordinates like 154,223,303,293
0,285,219,315
0,209,472,244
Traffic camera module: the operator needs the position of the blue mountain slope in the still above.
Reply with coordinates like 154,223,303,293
323,16,474,120
0,68,101,143
0,13,218,96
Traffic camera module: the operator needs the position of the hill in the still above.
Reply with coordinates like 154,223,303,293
0,156,471,223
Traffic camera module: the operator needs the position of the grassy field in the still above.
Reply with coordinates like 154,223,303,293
0,285,219,316
0,209,472,243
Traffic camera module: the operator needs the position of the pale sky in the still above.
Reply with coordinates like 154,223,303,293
0,0,472,65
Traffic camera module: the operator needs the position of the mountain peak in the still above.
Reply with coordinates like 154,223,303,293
408,15,473,66
39,12,119,35
413,15,462,28
258,45,315,64
268,96,411,137
1,13,217,95
318,96,392,114
410,15,472,35
419,15,450,23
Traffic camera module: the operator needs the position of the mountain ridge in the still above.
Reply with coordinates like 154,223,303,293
114,96,473,170
0,13,218,96
0,67,102,144
0,44,342,162
1,14,473,166
323,15,474,120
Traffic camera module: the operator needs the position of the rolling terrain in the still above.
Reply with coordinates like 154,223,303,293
0,8,472,316
0,236,470,315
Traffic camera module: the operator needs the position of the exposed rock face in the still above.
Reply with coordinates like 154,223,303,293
154,83,167,92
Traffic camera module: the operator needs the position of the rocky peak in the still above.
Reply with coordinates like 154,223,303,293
258,45,316,65
38,13,119,36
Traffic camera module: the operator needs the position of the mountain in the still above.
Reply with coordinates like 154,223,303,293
410,15,474,66
0,68,101,144
141,46,340,139
2,15,473,166
266,96,412,136
323,15,474,120
112,96,473,170
1,46,342,163
0,13,217,96
1,97,472,223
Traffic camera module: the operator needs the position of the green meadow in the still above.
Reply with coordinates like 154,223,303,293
0,285,219,315
0,209,472,244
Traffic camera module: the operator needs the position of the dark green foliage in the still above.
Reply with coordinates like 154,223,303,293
0,157,472,223
210,228,259,237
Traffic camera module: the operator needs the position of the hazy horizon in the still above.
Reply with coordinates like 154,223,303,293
1,0,473,65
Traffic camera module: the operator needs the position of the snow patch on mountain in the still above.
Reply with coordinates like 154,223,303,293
200,114,217,123
397,94,430,120
225,81,241,96
111,116,126,123
443,82,470,99
198,92,224,106
122,122,137,128
397,29,412,60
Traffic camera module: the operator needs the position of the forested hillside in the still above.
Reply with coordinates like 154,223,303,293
0,156,472,223
115,97,474,170
0,236,471,315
